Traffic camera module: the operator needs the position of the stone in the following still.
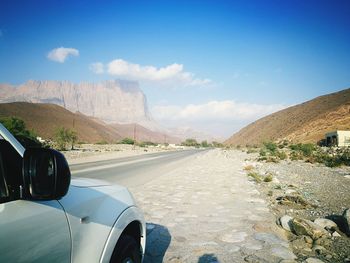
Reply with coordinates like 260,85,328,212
276,195,312,208
254,232,288,247
312,245,327,254
279,260,297,263
291,218,328,240
285,189,297,195
270,246,297,260
343,208,350,229
313,218,337,231
279,215,293,232
303,236,313,244
305,258,325,263
331,231,341,237
244,255,269,263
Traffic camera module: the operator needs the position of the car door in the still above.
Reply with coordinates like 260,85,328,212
0,141,71,263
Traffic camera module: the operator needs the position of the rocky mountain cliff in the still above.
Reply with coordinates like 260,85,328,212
0,80,158,130
225,88,350,146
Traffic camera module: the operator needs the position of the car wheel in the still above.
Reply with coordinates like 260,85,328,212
111,235,141,263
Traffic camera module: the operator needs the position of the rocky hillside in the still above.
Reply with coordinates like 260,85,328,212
0,102,122,143
0,79,158,130
225,88,350,146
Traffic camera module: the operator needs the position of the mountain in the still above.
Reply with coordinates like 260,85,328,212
0,80,158,130
0,102,122,143
169,126,223,143
225,88,350,146
110,123,181,144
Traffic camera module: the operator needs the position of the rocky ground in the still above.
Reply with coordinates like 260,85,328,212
130,149,298,263
243,152,350,263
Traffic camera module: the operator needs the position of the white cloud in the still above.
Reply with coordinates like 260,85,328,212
152,100,285,122
105,59,211,87
152,100,287,137
47,47,79,63
89,62,104,74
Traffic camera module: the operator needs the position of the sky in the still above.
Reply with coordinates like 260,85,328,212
0,0,350,138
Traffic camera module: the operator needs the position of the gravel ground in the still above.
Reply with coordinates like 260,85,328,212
243,152,350,262
130,149,297,263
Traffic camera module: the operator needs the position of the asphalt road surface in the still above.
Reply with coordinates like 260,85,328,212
70,149,206,188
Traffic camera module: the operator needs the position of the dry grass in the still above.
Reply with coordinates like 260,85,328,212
247,172,262,183
243,164,254,171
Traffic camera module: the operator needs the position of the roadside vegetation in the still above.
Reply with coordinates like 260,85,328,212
0,117,42,147
242,140,350,168
54,127,78,150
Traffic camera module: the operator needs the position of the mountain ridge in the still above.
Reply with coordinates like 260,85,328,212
0,79,158,130
225,88,350,146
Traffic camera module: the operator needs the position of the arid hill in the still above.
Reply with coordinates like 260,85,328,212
225,88,350,146
0,102,181,144
0,102,122,143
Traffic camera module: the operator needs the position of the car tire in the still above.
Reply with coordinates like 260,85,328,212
111,235,141,263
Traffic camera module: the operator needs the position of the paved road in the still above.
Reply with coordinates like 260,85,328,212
70,149,206,188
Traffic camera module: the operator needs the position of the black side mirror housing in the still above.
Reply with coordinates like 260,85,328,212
23,148,71,200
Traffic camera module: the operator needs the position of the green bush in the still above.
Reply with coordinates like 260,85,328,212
263,141,277,153
289,143,315,157
55,127,77,150
201,140,209,147
263,173,273,182
138,141,157,147
276,151,287,160
181,138,200,147
0,117,41,147
119,138,135,145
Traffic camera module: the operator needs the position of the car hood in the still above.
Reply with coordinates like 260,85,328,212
71,177,113,188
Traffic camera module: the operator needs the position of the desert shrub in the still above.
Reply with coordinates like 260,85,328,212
290,151,303,161
181,138,200,147
276,151,287,160
96,140,109,145
259,149,267,157
247,172,262,183
119,138,135,145
212,141,223,148
0,116,41,147
243,165,254,171
263,173,273,182
138,141,157,147
55,127,77,150
263,141,277,153
289,143,315,157
265,156,280,163
201,140,209,147
246,148,257,154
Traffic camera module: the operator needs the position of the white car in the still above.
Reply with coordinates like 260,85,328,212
0,123,146,263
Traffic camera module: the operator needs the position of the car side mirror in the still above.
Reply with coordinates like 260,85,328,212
23,148,71,200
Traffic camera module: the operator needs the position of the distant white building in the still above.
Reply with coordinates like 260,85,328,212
325,130,350,147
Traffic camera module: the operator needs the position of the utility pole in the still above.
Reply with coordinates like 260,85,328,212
133,123,136,150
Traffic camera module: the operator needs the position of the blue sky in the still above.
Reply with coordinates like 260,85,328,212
0,0,350,137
